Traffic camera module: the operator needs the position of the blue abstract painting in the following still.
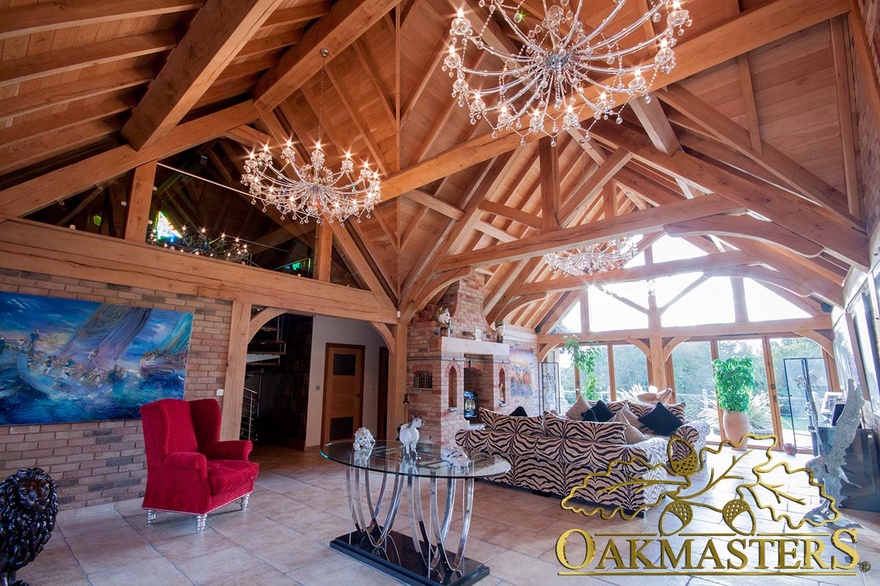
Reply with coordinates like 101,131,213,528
0,291,193,425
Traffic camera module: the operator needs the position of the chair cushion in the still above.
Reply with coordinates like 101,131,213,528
162,400,200,454
207,460,259,495
509,406,528,417
638,402,684,436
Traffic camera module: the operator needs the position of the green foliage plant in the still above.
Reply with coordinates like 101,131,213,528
712,357,754,412
563,338,601,400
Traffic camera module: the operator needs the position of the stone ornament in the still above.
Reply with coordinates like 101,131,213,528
441,444,471,468
353,427,375,452
398,416,423,458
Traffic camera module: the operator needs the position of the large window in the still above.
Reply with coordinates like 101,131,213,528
770,337,828,452
671,341,719,439
613,344,648,395
717,339,772,436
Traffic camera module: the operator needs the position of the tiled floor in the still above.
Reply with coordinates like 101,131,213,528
17,443,880,585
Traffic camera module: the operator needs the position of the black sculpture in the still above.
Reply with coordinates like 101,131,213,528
0,468,58,586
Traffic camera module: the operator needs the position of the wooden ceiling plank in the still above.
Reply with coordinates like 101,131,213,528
121,0,280,151
847,2,880,133
518,251,753,296
400,32,449,128
0,93,138,148
254,0,403,110
440,195,742,270
400,205,428,248
380,0,850,201
830,15,861,218
659,84,857,225
590,122,868,270
0,68,153,123
629,95,680,156
262,3,332,30
373,207,401,253
341,220,399,301
558,148,632,225
0,0,200,40
0,31,179,87
352,40,397,128
325,60,392,176
0,101,259,217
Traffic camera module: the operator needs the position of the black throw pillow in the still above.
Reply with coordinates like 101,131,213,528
592,399,614,422
581,400,614,423
510,406,528,417
638,401,684,435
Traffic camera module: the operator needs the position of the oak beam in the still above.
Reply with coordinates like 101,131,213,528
517,250,753,296
664,215,824,257
314,222,333,281
0,102,259,217
479,201,541,229
121,0,280,151
221,299,251,440
254,0,403,109
590,123,869,270
558,148,632,225
123,161,157,243
630,96,680,155
538,137,561,232
439,195,742,270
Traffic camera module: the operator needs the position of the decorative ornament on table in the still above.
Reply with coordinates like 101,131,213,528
353,427,375,452
436,308,452,336
0,468,58,586
441,444,472,468
398,416,423,458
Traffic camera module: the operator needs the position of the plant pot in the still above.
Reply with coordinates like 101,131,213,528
722,410,749,451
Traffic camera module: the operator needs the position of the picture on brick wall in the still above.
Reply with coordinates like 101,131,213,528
0,291,192,425
509,348,536,397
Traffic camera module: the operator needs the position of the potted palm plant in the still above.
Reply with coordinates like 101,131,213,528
713,357,754,450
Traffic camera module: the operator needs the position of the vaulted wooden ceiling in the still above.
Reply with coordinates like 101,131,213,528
0,0,877,332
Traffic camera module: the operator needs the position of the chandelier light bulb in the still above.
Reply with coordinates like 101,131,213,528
447,0,693,143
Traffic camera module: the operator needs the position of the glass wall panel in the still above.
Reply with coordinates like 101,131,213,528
717,339,773,436
613,344,649,397
671,341,720,441
588,287,648,331
770,337,828,453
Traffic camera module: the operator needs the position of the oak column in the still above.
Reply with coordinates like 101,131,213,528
221,300,252,440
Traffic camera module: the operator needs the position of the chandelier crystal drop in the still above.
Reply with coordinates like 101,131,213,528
543,237,638,275
241,49,381,224
444,0,692,145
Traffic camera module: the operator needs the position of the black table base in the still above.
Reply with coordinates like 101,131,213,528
330,530,490,586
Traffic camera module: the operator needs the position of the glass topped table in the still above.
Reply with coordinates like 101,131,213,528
321,441,510,586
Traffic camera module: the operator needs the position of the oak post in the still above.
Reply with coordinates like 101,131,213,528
221,300,252,440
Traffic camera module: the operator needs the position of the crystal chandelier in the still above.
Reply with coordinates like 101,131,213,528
444,0,692,145
543,237,637,275
241,49,381,223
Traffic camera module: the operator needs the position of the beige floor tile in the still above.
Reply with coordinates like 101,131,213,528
151,528,237,564
15,540,89,586
489,549,604,585
229,524,337,573
174,544,264,584
86,557,191,586
210,560,301,585
65,525,164,574
57,509,131,538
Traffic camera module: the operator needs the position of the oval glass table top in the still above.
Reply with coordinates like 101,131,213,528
321,440,510,480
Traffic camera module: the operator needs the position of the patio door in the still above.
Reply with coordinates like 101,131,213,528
322,344,364,443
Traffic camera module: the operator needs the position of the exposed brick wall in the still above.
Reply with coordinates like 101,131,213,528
0,268,231,509
406,278,541,443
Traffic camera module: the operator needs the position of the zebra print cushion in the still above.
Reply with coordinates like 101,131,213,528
479,408,504,430
562,419,628,444
511,434,565,492
544,413,567,438
512,415,545,437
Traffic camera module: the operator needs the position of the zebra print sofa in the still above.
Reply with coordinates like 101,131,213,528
579,399,711,463
455,410,670,512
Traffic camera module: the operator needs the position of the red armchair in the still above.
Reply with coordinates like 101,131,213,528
141,398,259,531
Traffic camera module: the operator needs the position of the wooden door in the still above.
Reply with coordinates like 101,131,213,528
322,344,365,443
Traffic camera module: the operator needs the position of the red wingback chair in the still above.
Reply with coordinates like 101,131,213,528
141,398,259,531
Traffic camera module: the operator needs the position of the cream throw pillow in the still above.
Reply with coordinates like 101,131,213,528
565,395,589,420
611,408,648,443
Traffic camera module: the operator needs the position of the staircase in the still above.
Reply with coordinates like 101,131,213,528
240,386,260,441
246,317,286,372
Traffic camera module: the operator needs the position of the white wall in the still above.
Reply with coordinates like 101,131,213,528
306,316,387,447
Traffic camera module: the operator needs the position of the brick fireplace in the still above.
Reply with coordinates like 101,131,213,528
406,275,511,444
